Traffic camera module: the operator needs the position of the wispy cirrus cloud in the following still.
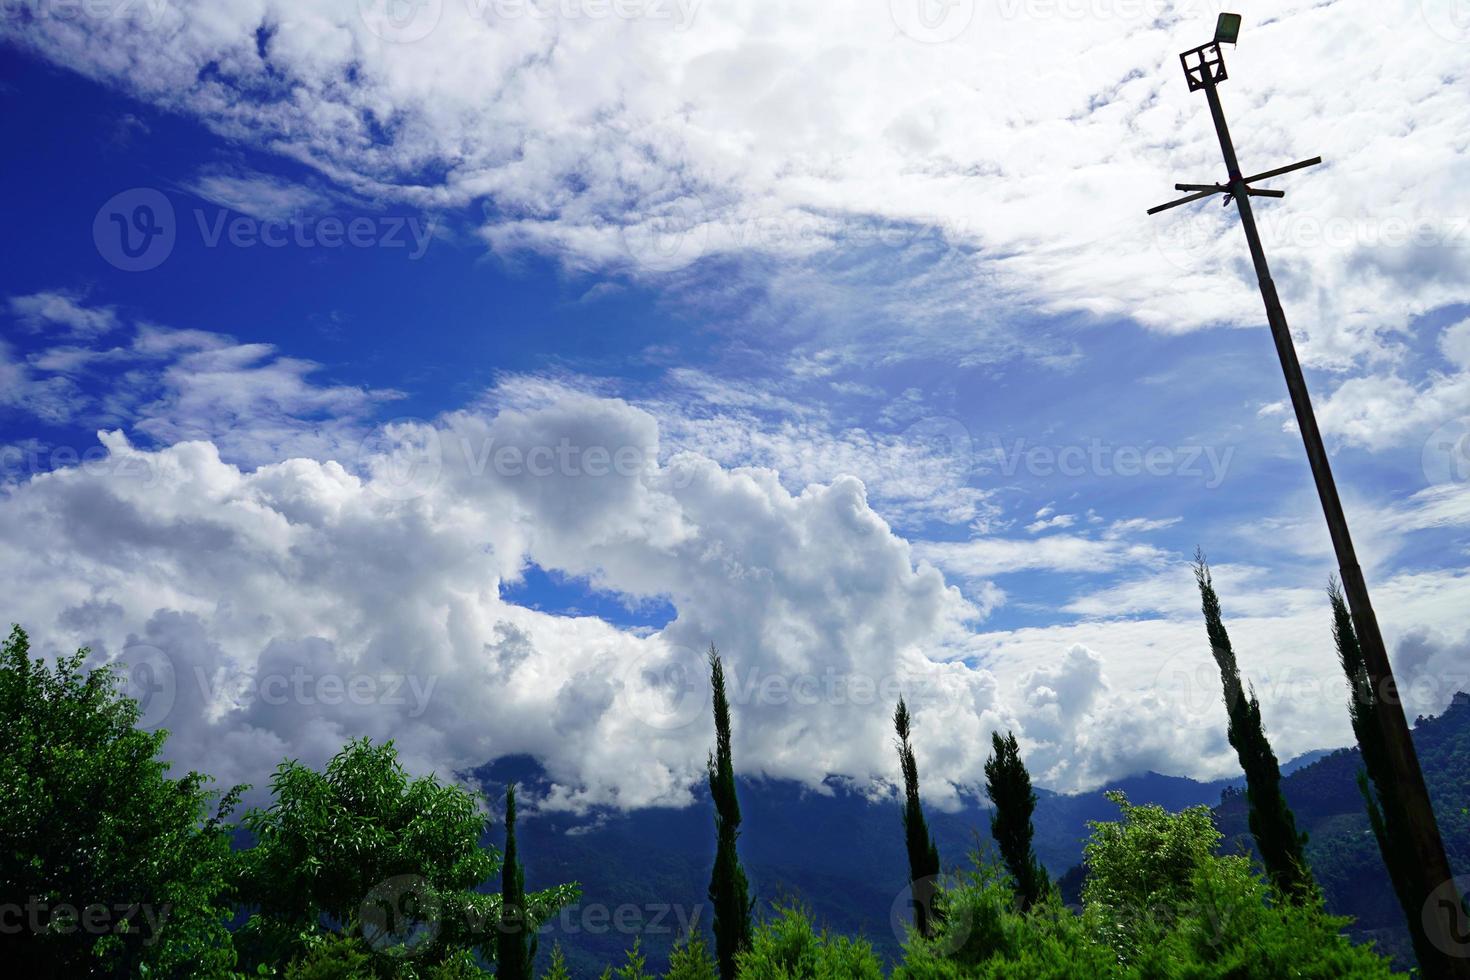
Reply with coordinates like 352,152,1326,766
6,0,1468,375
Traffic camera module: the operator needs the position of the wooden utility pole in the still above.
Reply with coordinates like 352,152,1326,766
1149,16,1468,977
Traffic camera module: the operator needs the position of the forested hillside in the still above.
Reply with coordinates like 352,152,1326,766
1213,691,1470,968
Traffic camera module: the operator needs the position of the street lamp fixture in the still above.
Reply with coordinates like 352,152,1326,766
1214,11,1241,45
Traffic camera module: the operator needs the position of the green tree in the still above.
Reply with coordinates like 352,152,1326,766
894,696,942,938
1080,792,1397,978
1082,791,1220,965
0,624,241,977
665,933,718,980
497,784,533,980
896,862,1120,980
1329,581,1445,972
706,646,752,980
235,737,578,972
895,812,1398,980
1193,554,1314,900
602,939,650,980
282,931,375,979
735,904,883,979
543,944,572,980
983,730,1049,911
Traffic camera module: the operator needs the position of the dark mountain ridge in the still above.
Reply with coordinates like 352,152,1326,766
475,694,1469,974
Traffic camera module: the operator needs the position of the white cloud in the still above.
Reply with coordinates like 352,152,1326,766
9,291,119,337
7,0,1468,373
3,369,1467,805
183,168,338,221
2,294,402,467
0,387,1012,809
916,532,1169,580
1440,316,1470,370
1027,512,1076,533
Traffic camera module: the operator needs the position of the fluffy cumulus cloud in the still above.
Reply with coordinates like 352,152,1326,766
0,379,1016,810
9,295,1470,809
5,357,1362,811
6,0,1469,371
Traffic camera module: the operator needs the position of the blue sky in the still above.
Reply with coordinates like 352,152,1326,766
2,1,1469,809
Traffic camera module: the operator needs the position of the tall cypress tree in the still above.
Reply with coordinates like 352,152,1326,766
983,730,1049,911
1329,581,1447,970
706,645,751,980
496,783,532,980
1194,553,1314,900
893,696,942,938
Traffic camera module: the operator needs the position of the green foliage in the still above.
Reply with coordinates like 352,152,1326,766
1138,856,1397,979
666,934,719,980
603,939,652,979
0,620,1412,979
734,905,883,979
894,696,942,937
602,936,718,980
235,737,578,973
282,933,493,979
1329,581,1439,971
897,798,1398,979
897,886,1117,980
983,731,1048,912
283,931,376,979
543,944,572,980
1194,556,1314,901
706,646,752,980
0,624,242,977
497,784,532,980
1081,791,1220,964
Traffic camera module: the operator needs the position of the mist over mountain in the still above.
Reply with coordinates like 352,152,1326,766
482,695,1467,975
475,755,1258,973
